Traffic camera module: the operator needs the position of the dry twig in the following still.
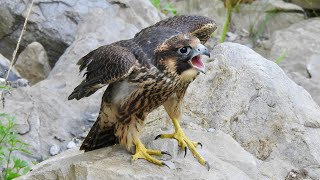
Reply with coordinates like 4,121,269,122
1,0,35,107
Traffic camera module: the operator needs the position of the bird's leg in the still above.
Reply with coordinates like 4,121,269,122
159,93,209,169
132,138,169,166
155,118,207,167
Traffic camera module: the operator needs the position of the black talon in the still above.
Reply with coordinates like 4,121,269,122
162,162,170,169
155,134,162,140
161,151,172,157
184,147,187,158
205,161,210,171
198,142,203,149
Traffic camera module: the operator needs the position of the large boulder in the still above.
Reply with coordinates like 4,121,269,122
184,43,320,179
15,42,51,85
0,53,20,81
0,0,162,67
18,43,320,179
270,18,320,105
1,0,162,162
17,130,258,180
232,0,304,39
290,0,320,10
170,0,304,39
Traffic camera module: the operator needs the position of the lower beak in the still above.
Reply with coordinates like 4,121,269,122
189,44,210,74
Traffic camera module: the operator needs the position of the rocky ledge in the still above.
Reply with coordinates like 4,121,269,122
18,43,320,180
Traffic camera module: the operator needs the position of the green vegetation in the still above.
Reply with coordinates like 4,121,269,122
0,111,31,180
220,0,242,43
0,1,34,178
220,7,233,43
275,51,288,64
150,0,177,15
249,11,275,45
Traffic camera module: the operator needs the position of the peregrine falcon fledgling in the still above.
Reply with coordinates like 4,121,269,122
68,15,217,169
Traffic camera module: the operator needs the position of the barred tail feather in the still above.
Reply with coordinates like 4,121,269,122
80,119,118,152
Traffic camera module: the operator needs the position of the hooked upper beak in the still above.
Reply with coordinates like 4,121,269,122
194,44,210,58
189,44,210,74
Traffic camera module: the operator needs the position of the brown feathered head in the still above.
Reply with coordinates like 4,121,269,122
155,34,210,81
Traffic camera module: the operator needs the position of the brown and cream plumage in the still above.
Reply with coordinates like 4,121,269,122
68,15,217,169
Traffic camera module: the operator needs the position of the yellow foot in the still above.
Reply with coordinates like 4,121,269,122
132,139,170,167
155,119,209,170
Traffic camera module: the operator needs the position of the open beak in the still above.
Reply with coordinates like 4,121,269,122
189,44,210,74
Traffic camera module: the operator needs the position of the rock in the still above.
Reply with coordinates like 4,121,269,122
66,141,76,149
232,0,304,39
290,0,320,10
226,32,238,42
270,18,320,105
15,42,51,85
181,42,320,179
0,0,163,67
170,0,304,40
0,6,15,39
0,0,162,164
84,112,98,122
307,54,320,82
49,144,60,156
16,78,29,87
17,42,320,179
169,0,226,35
18,130,257,180
0,53,20,81
1,0,159,67
8,78,29,88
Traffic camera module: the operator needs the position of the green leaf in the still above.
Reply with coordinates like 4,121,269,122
14,148,31,155
164,3,177,15
150,0,161,9
22,166,31,175
0,85,12,90
275,51,288,64
13,158,28,169
5,169,20,180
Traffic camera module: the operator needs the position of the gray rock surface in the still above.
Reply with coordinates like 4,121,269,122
307,54,320,81
18,42,320,179
0,53,20,81
290,0,320,9
66,141,76,149
233,0,304,39
15,42,51,84
0,0,162,67
1,0,320,179
49,144,60,156
270,18,320,105
170,0,304,39
1,0,162,162
18,130,257,180
170,0,225,34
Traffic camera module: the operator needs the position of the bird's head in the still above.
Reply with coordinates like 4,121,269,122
155,34,210,81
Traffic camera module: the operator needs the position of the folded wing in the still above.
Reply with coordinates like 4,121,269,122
68,45,137,100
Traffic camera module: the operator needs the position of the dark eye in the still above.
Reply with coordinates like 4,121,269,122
178,46,191,55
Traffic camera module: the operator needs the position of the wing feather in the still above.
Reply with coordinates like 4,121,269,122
68,44,137,100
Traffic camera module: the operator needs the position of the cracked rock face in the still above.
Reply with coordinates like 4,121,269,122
270,18,320,105
0,0,110,67
1,0,162,163
0,0,164,67
17,42,320,180
182,43,320,178
2,0,320,179
15,42,51,84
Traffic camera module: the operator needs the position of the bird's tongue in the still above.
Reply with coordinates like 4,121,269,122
191,55,204,70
